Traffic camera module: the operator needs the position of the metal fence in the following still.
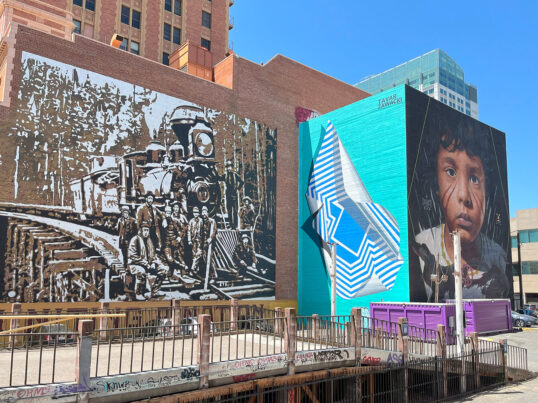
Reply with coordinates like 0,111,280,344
92,322,199,377
210,317,285,363
0,329,78,387
360,316,399,351
296,315,352,351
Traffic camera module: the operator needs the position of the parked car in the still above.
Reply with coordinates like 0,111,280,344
517,309,538,318
28,324,74,346
511,311,537,328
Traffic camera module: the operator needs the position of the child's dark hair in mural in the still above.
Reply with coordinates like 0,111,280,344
0,54,277,302
409,99,510,302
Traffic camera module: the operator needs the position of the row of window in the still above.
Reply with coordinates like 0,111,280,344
163,23,181,44
512,229,538,247
121,6,141,29
120,38,140,55
73,0,95,12
512,262,538,275
164,0,182,15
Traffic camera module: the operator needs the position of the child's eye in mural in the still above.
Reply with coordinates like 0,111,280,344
0,53,278,303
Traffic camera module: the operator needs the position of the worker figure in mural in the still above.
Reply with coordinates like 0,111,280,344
161,205,189,276
127,221,168,300
412,118,510,301
233,233,257,278
117,206,137,268
221,160,243,229
188,206,204,275
239,196,256,230
135,192,163,251
201,205,217,278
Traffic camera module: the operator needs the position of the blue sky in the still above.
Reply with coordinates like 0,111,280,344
230,0,537,217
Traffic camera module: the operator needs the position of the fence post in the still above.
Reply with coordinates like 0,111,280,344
375,328,382,349
499,339,508,383
274,307,282,335
350,308,362,366
470,332,480,389
312,314,320,341
99,302,109,341
197,314,211,389
397,318,409,403
230,298,239,331
436,324,448,398
284,308,296,375
76,320,94,401
9,303,21,347
172,299,181,335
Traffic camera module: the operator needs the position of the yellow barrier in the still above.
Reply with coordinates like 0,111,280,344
0,313,126,335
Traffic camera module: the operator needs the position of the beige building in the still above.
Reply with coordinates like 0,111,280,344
511,208,538,305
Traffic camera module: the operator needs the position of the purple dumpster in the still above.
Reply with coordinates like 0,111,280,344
370,302,456,342
446,299,513,335
370,299,512,341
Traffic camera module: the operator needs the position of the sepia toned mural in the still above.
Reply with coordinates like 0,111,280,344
0,52,277,302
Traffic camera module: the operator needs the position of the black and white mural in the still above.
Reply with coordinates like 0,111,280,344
0,52,276,302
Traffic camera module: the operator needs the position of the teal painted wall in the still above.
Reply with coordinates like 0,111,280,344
298,85,409,316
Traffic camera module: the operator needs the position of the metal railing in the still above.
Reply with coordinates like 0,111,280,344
92,322,199,377
408,325,438,357
0,329,78,387
296,315,352,351
505,343,528,371
210,317,285,362
360,316,399,351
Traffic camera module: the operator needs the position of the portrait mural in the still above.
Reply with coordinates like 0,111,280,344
406,88,512,302
0,52,276,302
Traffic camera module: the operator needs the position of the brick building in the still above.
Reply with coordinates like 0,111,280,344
0,0,369,304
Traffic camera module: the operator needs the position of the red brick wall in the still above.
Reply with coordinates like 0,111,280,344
97,0,118,43
3,25,369,300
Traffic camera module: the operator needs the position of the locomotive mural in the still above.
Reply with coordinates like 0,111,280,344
0,52,277,302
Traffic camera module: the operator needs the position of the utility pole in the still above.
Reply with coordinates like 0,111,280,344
329,242,337,317
430,255,448,303
452,230,466,393
517,232,524,308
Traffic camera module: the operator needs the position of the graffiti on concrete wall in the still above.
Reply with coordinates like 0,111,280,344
0,52,277,302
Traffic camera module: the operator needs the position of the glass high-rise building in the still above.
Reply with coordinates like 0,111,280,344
355,49,478,119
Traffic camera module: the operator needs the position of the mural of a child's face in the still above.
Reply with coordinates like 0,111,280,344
437,143,486,244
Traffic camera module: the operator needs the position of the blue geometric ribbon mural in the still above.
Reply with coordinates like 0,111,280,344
306,121,404,299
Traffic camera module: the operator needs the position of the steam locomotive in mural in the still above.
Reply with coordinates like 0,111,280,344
70,105,221,220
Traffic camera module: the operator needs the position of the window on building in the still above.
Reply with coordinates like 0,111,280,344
73,19,81,34
173,27,181,44
162,52,169,66
73,0,83,6
512,236,518,248
201,38,211,50
202,11,211,28
121,6,130,25
174,0,181,15
132,10,141,29
522,261,538,275
466,110,471,115
163,23,171,41
120,37,128,51
130,41,139,55
164,0,172,12
520,229,538,243
85,0,95,11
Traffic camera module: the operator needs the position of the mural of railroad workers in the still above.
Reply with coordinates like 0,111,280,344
233,234,258,278
221,160,244,229
407,90,512,302
117,206,137,268
0,52,277,302
239,196,256,230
